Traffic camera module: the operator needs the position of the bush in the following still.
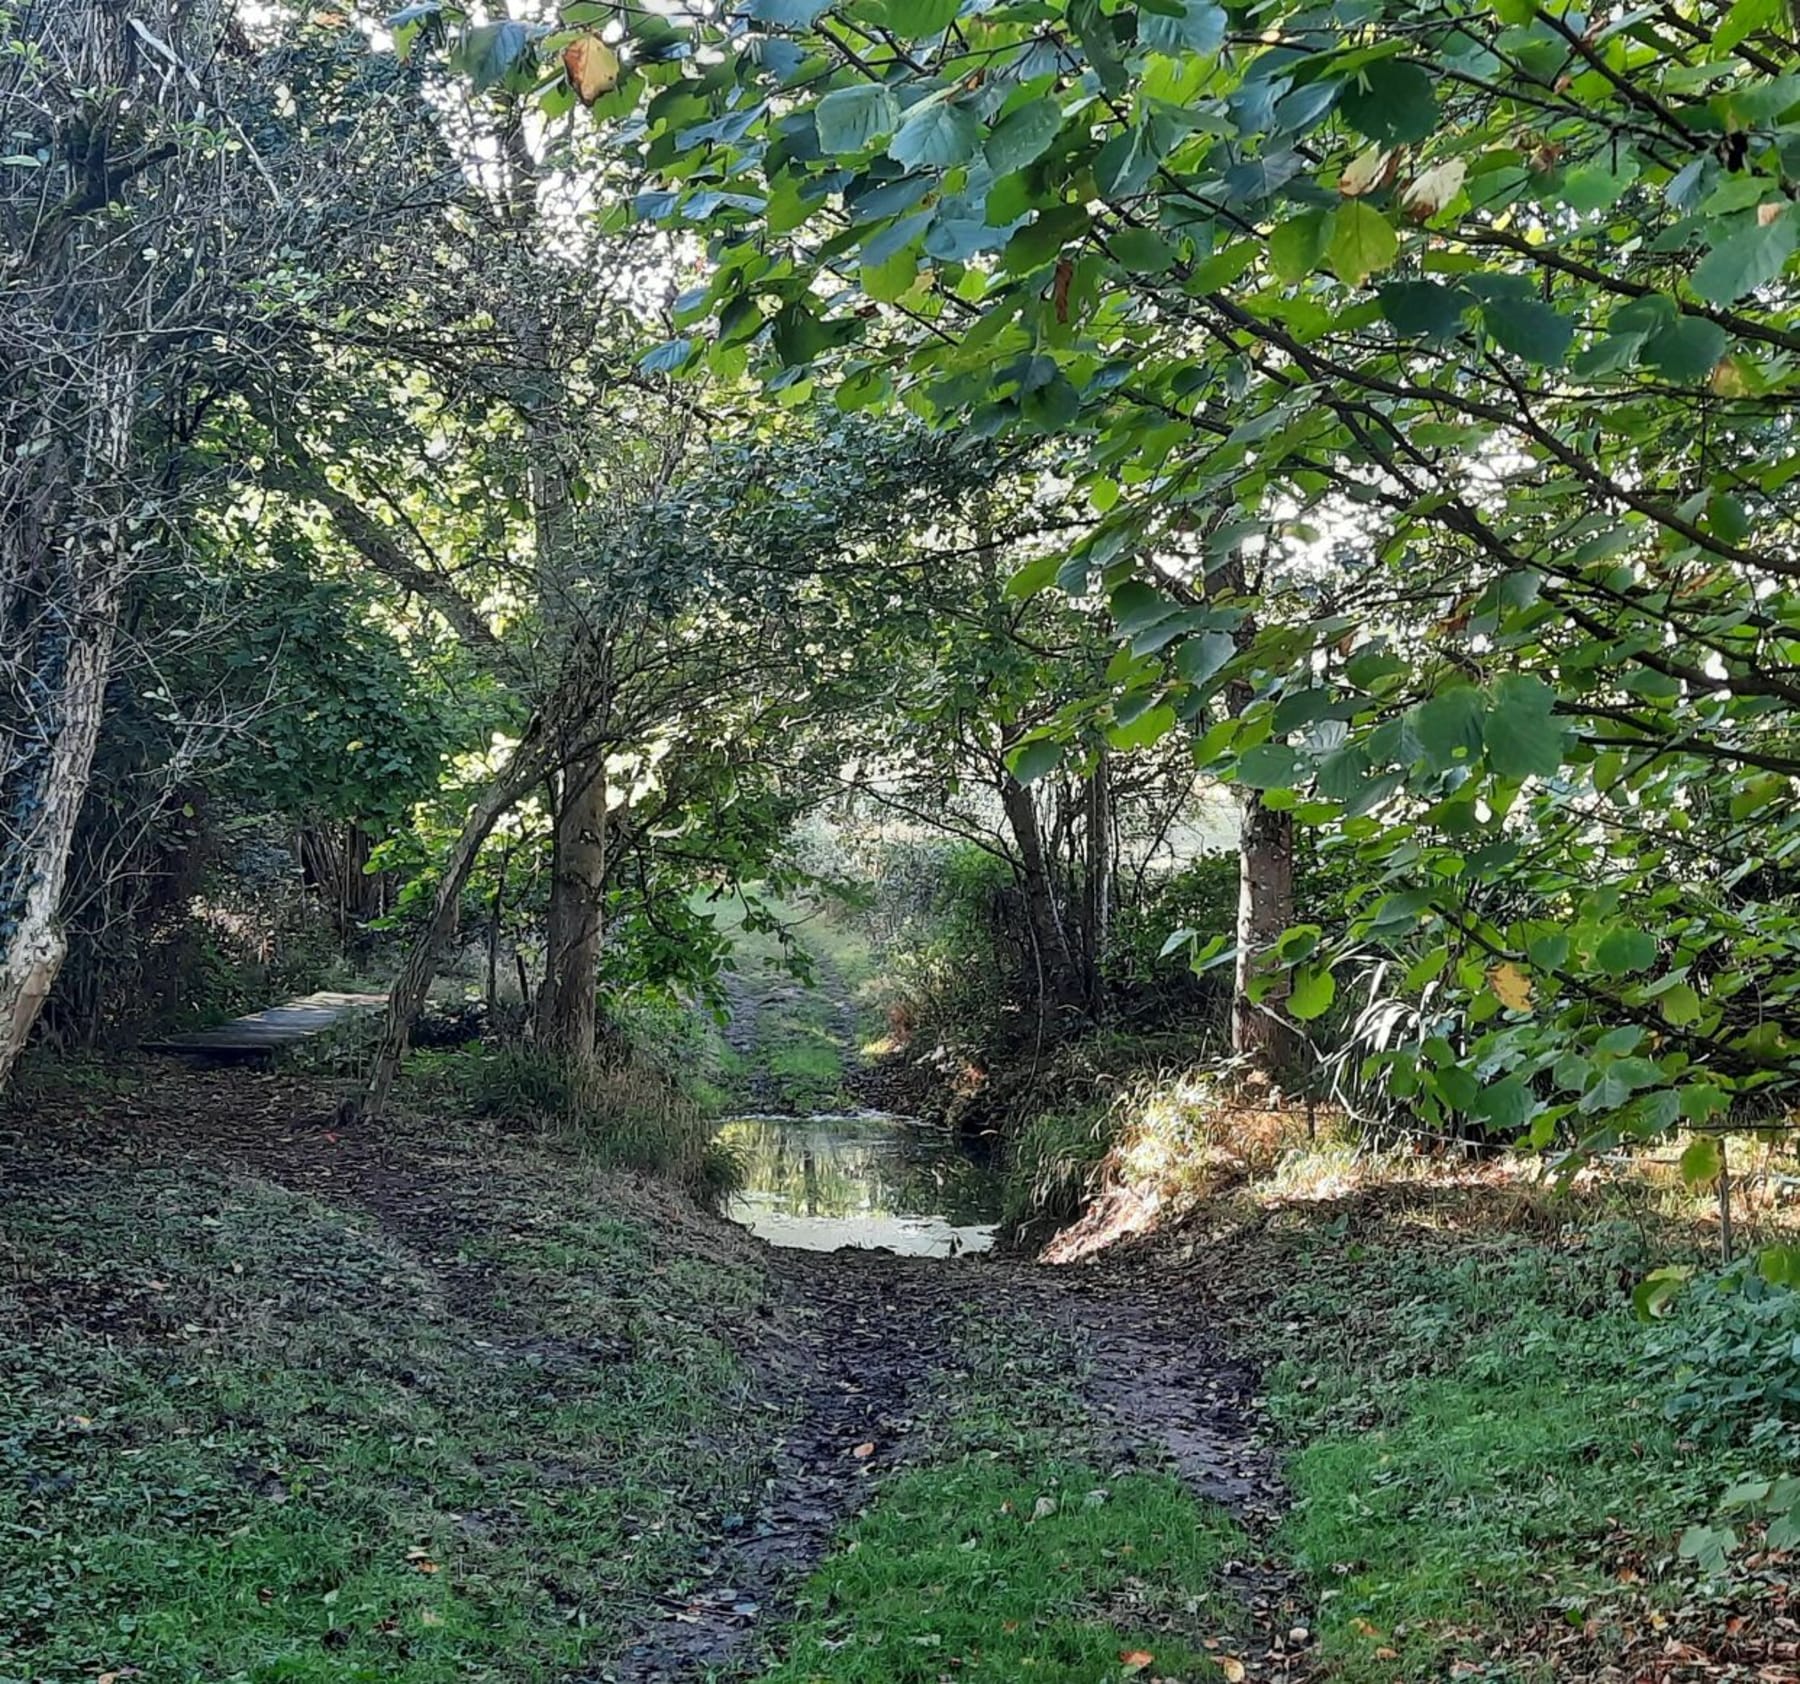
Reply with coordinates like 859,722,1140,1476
454,1047,742,1210
1640,1273,1800,1454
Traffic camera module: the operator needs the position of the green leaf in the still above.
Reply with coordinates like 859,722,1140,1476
816,85,900,154
1659,982,1702,1027
1269,212,1328,285
1678,1524,1738,1577
1008,738,1063,784
638,337,693,374
1485,674,1566,779
745,0,830,21
875,0,961,36
1481,296,1575,366
1236,742,1301,789
1691,208,1797,305
1174,630,1237,690
1136,0,1226,57
1679,1135,1723,1188
1474,1075,1533,1130
1112,227,1178,273
1327,202,1399,286
1378,280,1470,340
984,100,1064,176
452,20,530,91
888,98,981,170
1716,0,1784,52
1339,59,1438,145
1412,687,1486,769
1642,315,1728,382
1108,703,1177,749
1594,925,1657,975
1289,963,1336,1021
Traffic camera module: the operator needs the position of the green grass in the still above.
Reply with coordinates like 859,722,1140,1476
1256,1217,1753,1682
0,1140,771,1684
700,889,882,1112
759,1312,1246,1684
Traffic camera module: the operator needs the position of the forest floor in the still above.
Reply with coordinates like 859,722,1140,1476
4,1059,1798,1684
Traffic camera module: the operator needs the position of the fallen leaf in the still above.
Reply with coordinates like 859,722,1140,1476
1031,1495,1059,1521
851,1441,875,1459
563,35,620,105
1219,1660,1246,1683
1118,1651,1154,1671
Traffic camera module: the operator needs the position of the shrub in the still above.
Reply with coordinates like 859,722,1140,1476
1640,1273,1800,1454
456,1047,742,1210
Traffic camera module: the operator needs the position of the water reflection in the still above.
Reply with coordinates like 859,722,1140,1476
718,1112,1002,1256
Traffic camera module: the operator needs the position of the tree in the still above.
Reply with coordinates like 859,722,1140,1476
408,0,1800,1157
0,0,458,1083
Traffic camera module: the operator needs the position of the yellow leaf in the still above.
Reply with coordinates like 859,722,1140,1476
1118,1651,1154,1671
563,35,620,105
1711,356,1752,396
1489,962,1533,1012
1219,1660,1247,1682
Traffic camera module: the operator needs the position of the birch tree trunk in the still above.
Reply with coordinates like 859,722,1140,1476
0,579,121,1085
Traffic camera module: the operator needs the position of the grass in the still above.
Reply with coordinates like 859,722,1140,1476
0,1121,773,1684
1243,1198,1795,1682
700,890,880,1113
759,1312,1248,1684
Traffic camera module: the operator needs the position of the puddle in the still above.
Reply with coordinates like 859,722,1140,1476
717,1112,1002,1256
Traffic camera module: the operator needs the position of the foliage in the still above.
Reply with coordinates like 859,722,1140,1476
397,0,1800,1241
447,1046,741,1206
1641,1272,1800,1455
1001,1104,1113,1237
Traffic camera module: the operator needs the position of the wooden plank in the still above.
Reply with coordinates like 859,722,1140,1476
145,991,388,1057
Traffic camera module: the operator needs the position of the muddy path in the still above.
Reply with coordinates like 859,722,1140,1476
613,1240,1310,1684
5,1064,1308,1683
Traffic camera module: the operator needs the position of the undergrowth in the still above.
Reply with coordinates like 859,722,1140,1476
0,1134,769,1684
1250,1203,1798,1682
413,1044,741,1208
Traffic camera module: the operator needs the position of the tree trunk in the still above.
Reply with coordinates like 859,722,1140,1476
1081,749,1112,1011
534,751,609,1060
0,601,119,1087
998,771,1085,1015
1233,790,1298,1079
361,730,547,1118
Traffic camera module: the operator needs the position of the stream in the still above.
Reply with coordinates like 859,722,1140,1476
717,1111,1003,1256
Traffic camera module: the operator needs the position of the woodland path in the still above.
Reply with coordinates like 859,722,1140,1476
612,1240,1309,1683
6,1062,1309,1683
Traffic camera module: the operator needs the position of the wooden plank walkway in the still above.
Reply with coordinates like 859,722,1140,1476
145,991,388,1059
